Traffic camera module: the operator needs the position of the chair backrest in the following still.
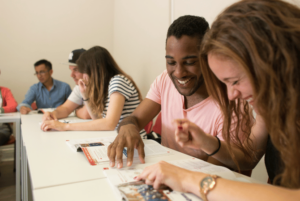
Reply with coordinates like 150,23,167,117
4,135,16,145
152,112,162,136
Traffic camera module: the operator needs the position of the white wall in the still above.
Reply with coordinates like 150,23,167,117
173,0,238,25
0,0,114,103
113,0,170,98
2,0,298,102
173,0,300,26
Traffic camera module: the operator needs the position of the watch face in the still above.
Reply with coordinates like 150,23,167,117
201,176,216,192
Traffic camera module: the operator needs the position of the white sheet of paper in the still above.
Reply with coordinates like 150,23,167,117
169,158,236,180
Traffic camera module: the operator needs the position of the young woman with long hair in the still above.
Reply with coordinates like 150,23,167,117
41,46,146,138
136,0,300,200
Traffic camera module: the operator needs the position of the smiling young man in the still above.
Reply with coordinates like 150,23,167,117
107,15,228,168
41,48,91,121
17,59,72,114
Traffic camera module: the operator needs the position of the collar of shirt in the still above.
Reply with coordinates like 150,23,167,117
39,78,56,91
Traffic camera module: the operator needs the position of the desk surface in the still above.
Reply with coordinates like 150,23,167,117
21,114,265,200
33,178,117,201
21,114,116,189
21,114,195,190
0,112,20,121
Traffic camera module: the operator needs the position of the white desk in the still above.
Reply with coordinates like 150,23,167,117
21,114,195,190
33,178,117,201
21,114,265,201
0,113,21,201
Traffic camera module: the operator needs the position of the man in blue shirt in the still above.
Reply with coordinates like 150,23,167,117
17,59,72,114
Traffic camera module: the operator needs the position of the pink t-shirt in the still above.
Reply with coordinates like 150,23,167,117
146,70,223,159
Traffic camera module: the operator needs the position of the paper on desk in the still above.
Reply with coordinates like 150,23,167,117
169,158,236,180
66,136,116,152
82,142,170,165
104,168,202,201
103,168,140,201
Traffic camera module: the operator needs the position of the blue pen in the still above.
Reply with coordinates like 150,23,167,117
123,148,127,157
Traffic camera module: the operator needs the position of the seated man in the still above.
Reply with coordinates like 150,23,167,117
108,15,240,168
42,48,91,121
0,85,18,145
17,59,72,114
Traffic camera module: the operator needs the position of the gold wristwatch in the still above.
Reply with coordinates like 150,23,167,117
200,175,219,201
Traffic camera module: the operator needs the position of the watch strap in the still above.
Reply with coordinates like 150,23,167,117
200,175,219,201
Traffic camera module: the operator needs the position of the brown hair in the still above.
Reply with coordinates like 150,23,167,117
76,46,142,114
200,0,300,188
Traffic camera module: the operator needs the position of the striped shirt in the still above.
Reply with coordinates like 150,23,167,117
102,74,146,139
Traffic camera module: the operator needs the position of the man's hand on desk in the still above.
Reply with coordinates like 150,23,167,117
40,120,67,131
42,112,57,122
107,124,145,168
20,106,32,114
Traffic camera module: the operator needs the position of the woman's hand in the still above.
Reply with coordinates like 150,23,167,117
78,79,88,100
172,119,208,150
42,112,57,121
40,120,68,131
136,161,204,195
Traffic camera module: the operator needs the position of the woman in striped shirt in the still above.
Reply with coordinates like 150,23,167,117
41,46,146,138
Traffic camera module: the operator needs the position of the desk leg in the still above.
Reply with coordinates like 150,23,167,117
24,147,28,201
16,120,21,201
21,132,29,201
21,137,23,200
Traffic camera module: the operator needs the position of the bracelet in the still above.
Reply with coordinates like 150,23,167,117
206,136,221,156
82,98,89,101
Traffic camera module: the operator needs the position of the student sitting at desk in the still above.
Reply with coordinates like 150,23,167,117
136,0,300,200
0,84,18,145
41,46,146,137
17,59,72,114
41,48,91,120
107,15,251,169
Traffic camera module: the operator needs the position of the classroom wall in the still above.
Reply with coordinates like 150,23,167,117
112,0,170,98
0,0,114,104
2,0,299,103
111,0,239,98
112,0,300,98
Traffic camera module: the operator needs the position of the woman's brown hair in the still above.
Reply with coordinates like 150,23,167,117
200,0,300,188
76,46,142,115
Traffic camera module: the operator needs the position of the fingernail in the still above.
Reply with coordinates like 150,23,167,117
110,162,113,167
117,163,121,168
127,161,131,166
133,176,137,180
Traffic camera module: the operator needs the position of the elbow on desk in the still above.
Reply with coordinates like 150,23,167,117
81,114,92,120
75,111,92,120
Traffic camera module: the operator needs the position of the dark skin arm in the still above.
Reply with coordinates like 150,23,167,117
107,98,161,168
